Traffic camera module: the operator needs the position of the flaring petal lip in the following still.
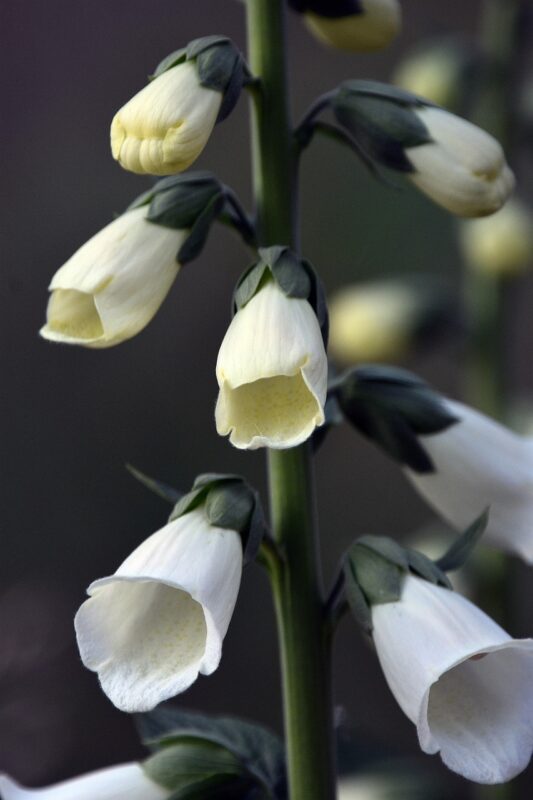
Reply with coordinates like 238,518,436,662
75,509,242,712
0,763,168,799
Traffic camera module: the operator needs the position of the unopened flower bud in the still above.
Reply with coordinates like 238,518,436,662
290,0,401,53
111,37,247,175
332,82,515,217
459,199,533,277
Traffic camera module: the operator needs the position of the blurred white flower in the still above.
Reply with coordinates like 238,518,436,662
406,400,533,564
372,575,533,783
111,62,222,175
459,199,533,276
407,107,515,217
75,507,242,712
0,763,168,800
305,0,401,53
40,206,185,348
215,279,327,449
393,44,464,109
328,281,421,364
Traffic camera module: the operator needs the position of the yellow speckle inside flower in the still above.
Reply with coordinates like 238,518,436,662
46,289,104,340
225,372,319,445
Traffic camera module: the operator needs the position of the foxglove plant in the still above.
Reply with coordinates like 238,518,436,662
35,0,533,797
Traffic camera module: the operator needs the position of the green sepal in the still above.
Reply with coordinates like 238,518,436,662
232,247,329,346
347,541,405,608
332,80,433,173
126,464,183,504
334,365,459,473
343,557,373,634
169,474,267,564
152,37,249,124
435,508,489,572
138,706,287,800
404,547,452,589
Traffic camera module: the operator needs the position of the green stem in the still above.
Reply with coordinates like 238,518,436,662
246,2,336,798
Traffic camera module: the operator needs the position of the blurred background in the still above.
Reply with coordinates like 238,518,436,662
2,1,533,797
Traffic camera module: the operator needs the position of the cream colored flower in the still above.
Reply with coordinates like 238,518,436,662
373,575,533,783
40,206,186,348
328,281,421,364
215,279,327,449
0,763,169,800
393,45,463,109
459,199,533,276
111,61,222,176
405,400,533,564
75,507,242,712
305,0,401,53
407,107,515,217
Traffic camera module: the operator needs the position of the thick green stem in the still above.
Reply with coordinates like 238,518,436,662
246,2,336,798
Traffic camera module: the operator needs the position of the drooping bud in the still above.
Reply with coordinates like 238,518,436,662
332,81,515,217
111,37,248,175
40,173,225,347
215,247,328,450
289,1,401,53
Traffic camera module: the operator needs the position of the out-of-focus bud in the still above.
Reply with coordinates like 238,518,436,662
40,173,225,347
288,0,401,53
332,81,515,217
111,37,247,175
328,278,447,364
393,39,469,111
459,199,533,277
216,247,328,450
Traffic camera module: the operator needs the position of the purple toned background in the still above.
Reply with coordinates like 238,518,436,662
1,1,532,797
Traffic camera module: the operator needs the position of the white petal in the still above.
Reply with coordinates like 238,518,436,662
215,280,327,449
0,763,168,800
372,576,533,782
111,62,222,175
305,0,401,53
405,400,533,563
408,107,515,217
75,508,242,712
40,206,185,348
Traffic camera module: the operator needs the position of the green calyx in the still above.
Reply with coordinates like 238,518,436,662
332,365,459,473
127,172,230,264
232,246,329,345
331,80,434,173
151,36,250,124
169,473,266,564
343,510,489,633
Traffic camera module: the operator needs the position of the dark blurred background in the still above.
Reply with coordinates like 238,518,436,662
1,1,533,797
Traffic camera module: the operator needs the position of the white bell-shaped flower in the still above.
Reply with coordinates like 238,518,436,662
372,575,533,783
459,199,533,277
111,62,222,175
305,0,401,53
74,507,243,712
0,763,168,800
40,206,186,348
407,107,515,217
406,400,533,564
215,279,328,449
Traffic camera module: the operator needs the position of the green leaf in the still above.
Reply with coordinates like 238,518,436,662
126,464,183,504
336,367,458,473
137,707,287,799
435,508,489,572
